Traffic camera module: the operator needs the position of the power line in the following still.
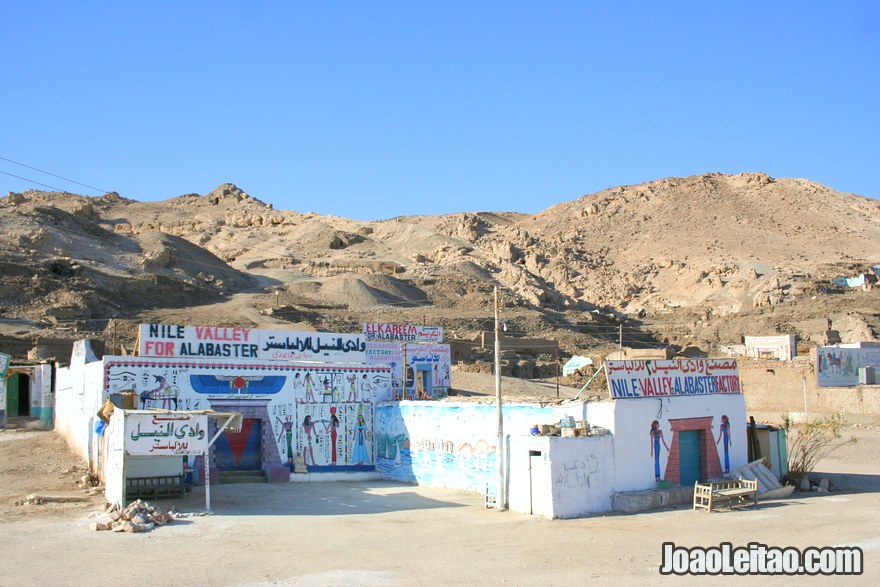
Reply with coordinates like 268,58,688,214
0,156,108,194
0,156,301,267
1,159,710,338
0,156,468,305
0,170,69,193
0,157,555,315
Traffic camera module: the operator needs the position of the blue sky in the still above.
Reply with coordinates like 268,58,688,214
2,2,878,220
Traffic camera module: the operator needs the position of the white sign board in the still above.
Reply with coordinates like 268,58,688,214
606,359,741,399
0,352,9,376
125,412,208,456
363,322,443,343
138,324,368,362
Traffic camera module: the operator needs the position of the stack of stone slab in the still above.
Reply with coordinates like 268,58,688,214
732,459,794,499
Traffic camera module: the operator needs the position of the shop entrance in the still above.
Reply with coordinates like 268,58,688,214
214,418,263,470
528,450,547,516
415,365,433,399
6,373,30,417
678,430,702,486
665,417,723,485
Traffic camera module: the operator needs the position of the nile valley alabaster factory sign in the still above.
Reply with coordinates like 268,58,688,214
606,359,741,399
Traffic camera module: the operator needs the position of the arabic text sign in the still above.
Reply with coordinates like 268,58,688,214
260,330,367,361
125,413,208,455
138,324,367,361
363,322,443,343
0,352,9,377
606,359,741,399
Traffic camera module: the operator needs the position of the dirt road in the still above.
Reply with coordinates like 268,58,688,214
0,427,877,586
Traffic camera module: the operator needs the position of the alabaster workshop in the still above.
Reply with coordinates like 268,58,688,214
3,317,839,521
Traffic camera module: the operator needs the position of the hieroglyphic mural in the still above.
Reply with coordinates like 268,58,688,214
296,401,374,470
103,358,391,474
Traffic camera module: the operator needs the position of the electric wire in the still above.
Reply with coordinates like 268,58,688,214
0,170,69,193
0,155,109,193
3,158,678,349
2,155,316,266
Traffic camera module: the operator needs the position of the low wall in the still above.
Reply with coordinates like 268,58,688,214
509,434,615,518
739,359,880,425
374,401,584,495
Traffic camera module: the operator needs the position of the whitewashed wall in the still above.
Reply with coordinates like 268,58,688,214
610,394,747,491
104,410,125,506
584,400,616,434
547,434,615,517
54,341,105,467
509,434,615,518
33,364,54,425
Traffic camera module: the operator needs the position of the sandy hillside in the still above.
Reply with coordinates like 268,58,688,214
0,173,877,360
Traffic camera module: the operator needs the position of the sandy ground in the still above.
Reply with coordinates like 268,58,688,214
0,424,877,587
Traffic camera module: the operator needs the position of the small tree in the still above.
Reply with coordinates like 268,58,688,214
782,413,856,486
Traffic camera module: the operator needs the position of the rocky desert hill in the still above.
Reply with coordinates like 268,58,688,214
1,172,878,365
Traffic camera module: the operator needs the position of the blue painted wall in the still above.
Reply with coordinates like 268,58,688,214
375,401,582,494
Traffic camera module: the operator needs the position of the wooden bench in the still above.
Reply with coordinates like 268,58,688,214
693,478,758,512
126,474,186,500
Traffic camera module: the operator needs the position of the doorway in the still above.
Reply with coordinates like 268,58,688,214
6,373,31,417
416,365,433,398
214,418,263,470
678,430,702,486
528,450,546,516
665,416,723,485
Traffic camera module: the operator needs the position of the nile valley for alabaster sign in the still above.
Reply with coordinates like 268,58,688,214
606,359,741,399
138,324,367,362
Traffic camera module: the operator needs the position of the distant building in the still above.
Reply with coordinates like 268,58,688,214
562,356,593,376
450,332,558,362
604,347,674,362
744,335,797,361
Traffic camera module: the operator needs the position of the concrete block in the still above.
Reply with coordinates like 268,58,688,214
612,486,693,514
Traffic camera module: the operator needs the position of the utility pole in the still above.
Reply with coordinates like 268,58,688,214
494,287,505,510
402,342,407,400
555,343,559,398
618,323,623,359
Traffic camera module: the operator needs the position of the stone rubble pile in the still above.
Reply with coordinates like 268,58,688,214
798,477,835,493
89,499,176,533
